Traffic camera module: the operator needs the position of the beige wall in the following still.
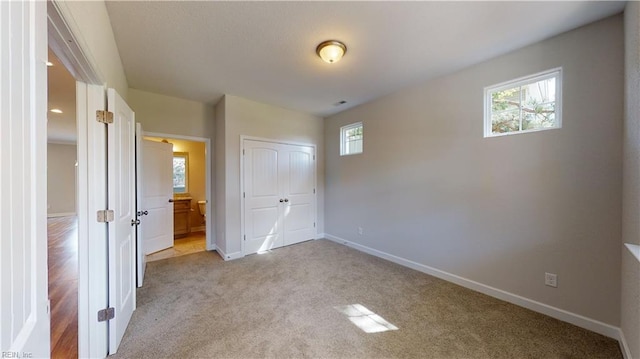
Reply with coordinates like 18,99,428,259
622,2,640,357
58,0,128,97
47,143,77,216
215,95,324,256
325,16,623,326
128,88,215,138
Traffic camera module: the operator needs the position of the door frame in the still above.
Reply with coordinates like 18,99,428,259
240,135,318,257
143,131,215,251
48,1,109,357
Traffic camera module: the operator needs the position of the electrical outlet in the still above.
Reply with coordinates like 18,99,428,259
545,272,558,288
357,227,363,235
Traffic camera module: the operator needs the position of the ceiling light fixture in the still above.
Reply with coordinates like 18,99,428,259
316,40,347,64
50,109,63,114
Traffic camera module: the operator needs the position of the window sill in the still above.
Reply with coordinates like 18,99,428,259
625,243,640,263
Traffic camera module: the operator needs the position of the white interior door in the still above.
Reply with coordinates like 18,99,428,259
244,141,283,254
135,123,146,287
282,144,316,246
0,1,50,356
243,139,316,255
107,88,136,354
141,139,174,254
77,83,110,358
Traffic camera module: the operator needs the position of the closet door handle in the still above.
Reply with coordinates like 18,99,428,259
284,198,289,203
168,199,174,203
279,199,284,203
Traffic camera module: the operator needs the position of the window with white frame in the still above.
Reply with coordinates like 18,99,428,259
484,68,562,137
340,122,363,156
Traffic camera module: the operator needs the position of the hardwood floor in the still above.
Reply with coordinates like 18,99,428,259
146,231,206,262
47,216,78,359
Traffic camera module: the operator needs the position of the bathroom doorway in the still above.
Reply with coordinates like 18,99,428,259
142,134,213,262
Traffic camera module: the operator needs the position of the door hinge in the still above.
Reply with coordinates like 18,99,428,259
314,222,316,228
97,209,115,223
96,110,114,124
244,235,246,241
243,192,245,198
313,188,316,194
243,149,245,155
97,307,115,322
313,155,316,160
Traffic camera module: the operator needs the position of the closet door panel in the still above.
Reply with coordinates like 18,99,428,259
282,144,316,246
244,142,284,254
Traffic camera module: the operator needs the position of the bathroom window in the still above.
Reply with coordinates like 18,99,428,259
173,152,189,193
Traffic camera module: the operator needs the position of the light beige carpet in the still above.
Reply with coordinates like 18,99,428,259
113,239,621,358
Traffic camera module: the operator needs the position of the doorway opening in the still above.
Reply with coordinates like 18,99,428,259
46,47,79,358
142,134,213,262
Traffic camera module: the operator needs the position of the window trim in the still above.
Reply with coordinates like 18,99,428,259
484,67,563,138
340,122,363,156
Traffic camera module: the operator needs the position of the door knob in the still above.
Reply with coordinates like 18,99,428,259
279,199,284,203
143,210,148,215
131,219,140,226
284,198,289,203
168,199,174,203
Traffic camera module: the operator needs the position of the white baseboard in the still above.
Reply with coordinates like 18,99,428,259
315,232,326,240
323,233,622,342
215,246,243,261
47,212,76,218
618,328,632,359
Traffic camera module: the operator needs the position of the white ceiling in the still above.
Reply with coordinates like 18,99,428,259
48,48,77,143
105,1,626,117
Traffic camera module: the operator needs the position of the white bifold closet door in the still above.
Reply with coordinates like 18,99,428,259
243,139,316,255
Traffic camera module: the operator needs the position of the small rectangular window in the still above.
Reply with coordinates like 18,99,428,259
484,68,562,137
173,152,189,193
340,122,363,156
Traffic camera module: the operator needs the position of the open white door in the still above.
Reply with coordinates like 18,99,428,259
135,123,146,287
141,139,174,254
107,88,136,354
0,1,50,356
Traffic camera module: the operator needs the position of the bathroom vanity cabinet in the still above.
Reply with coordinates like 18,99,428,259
173,197,191,238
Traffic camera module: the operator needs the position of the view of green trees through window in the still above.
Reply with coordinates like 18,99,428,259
345,126,363,153
341,122,363,156
173,156,186,193
486,69,561,137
